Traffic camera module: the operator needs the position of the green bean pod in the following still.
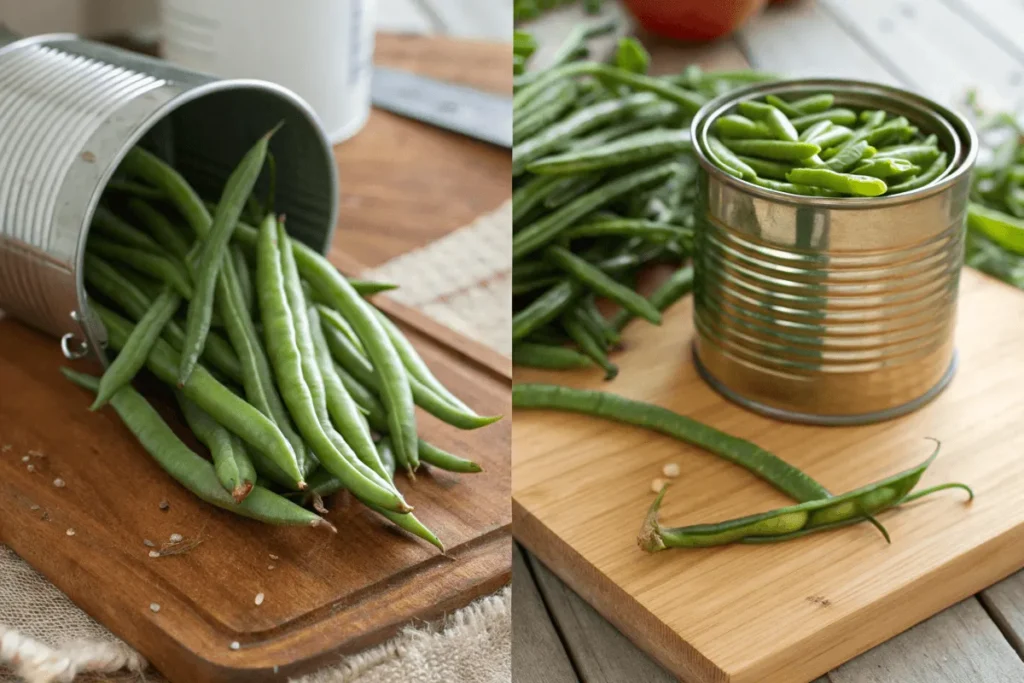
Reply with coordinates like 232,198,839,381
419,440,484,473
61,369,328,528
561,310,617,380
176,393,257,502
786,168,887,197
714,114,773,140
513,343,595,370
719,139,821,162
824,140,875,173
92,206,162,252
707,136,757,179
851,158,919,179
527,129,691,175
790,108,857,131
178,126,277,386
127,199,192,261
562,219,690,242
87,237,193,299
513,280,581,342
545,245,661,324
609,265,694,332
886,152,949,195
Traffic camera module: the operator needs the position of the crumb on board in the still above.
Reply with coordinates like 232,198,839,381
1,445,11,452
21,456,29,463
268,565,275,571
150,603,160,613
66,528,75,537
650,478,667,494
662,463,680,478
169,533,183,544
158,500,170,511
26,464,35,473
27,449,44,458
230,641,240,651
269,553,279,560
53,478,65,488
143,539,155,548
255,593,265,606
148,550,161,558
29,504,40,511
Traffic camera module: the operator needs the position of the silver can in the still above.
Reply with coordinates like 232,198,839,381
0,29,338,363
690,79,978,425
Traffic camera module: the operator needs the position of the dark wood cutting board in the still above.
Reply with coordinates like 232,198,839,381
0,33,511,683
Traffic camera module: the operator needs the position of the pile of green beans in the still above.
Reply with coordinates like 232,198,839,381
512,26,774,379
69,135,500,552
707,94,951,197
513,384,972,552
514,0,603,24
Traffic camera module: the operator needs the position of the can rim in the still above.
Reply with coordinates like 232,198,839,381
690,77,979,208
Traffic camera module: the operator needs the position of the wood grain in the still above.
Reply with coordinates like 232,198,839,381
332,34,512,268
980,572,1024,659
513,269,1024,683
512,544,579,683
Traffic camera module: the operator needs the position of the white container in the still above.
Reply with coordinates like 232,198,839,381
161,0,376,144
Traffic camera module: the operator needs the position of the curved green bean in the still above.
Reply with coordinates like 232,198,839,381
127,199,192,261
562,219,690,242
609,265,694,332
886,152,949,195
177,393,257,503
526,129,691,175
513,343,595,370
714,114,773,140
561,311,617,380
87,237,193,299
545,246,661,324
786,168,887,197
92,206,161,252
719,139,820,162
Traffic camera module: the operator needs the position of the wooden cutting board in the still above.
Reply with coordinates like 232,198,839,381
513,268,1024,683
0,34,511,683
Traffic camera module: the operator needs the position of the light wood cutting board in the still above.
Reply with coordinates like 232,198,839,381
513,268,1024,683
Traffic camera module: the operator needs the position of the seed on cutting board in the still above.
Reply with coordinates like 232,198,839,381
269,553,279,560
158,500,170,511
53,478,65,488
143,539,155,547
662,463,681,478
651,478,668,494
230,642,241,651
255,593,265,606
149,550,161,558
66,528,75,536
268,565,276,570
21,456,29,463
169,533,183,543
150,603,161,613
29,504,39,511
28,449,44,457
26,464,35,472
1,444,11,452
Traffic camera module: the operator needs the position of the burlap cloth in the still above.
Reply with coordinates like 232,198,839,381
0,200,513,683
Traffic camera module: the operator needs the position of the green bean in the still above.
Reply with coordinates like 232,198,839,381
514,61,707,117
570,102,679,151
230,245,255,314
61,368,330,529
120,147,210,237
886,152,949,195
368,503,444,551
736,156,795,180
513,343,596,369
609,265,694,332
797,120,831,142
103,179,165,200
822,111,887,160
576,297,618,349
639,440,971,551
719,139,820,162
376,437,398,480
512,280,582,341
714,114,773,140
217,251,313,480
786,168,887,197
93,301,306,487
763,94,801,118
308,306,392,480
873,144,941,167
258,216,408,511
92,206,161,252
790,93,835,114
807,125,853,150
419,440,483,474
527,129,691,175
84,255,242,383
862,117,915,147
319,307,501,431
514,81,577,142
334,362,388,430
824,140,875,173
127,199,192,261
369,306,473,414
763,107,800,142
513,175,564,223
790,108,857,131
851,158,919,179
544,174,606,209
752,177,840,197
707,136,757,179
514,161,679,260
735,100,776,120
91,288,180,410
178,127,276,386
545,245,661,324
87,237,193,299
549,18,617,69
287,230,421,477
562,219,690,242
562,310,617,380
965,201,1024,255
513,93,658,175
176,394,257,503
512,384,830,502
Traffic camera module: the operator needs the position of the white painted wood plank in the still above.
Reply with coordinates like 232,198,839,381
736,0,898,85
979,569,1024,657
527,552,677,683
821,0,1024,111
421,0,512,40
518,1,633,70
375,0,435,35
828,598,1024,683
513,545,580,683
941,0,1024,66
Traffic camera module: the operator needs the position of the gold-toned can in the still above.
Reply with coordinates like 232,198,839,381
690,79,978,425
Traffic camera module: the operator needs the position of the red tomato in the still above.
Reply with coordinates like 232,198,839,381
621,0,769,42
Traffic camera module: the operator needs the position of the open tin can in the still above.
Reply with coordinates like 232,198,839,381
0,29,338,364
689,79,978,425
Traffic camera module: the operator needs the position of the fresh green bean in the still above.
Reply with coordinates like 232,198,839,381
514,175,565,223
965,201,1024,255
87,237,193,299
763,106,800,142
178,127,276,385
231,245,255,314
177,393,257,503
873,144,941,167
419,440,483,474
707,136,757,179
609,265,694,332
791,93,835,114
514,81,577,142
92,206,161,252
738,156,796,180
576,297,619,349
545,245,661,324
512,280,582,341
93,301,306,487
786,168,887,197
562,219,690,242
562,310,617,379
514,161,679,260
62,368,329,529
512,384,830,502
763,94,801,118
714,114,773,140
790,108,857,131
752,178,839,196
527,129,691,175
721,139,821,162
513,343,596,369
807,125,853,149
851,158,919,179
127,199,192,261
376,437,398,479
824,140,875,173
103,179,165,200
257,215,408,511
544,174,606,210
886,152,949,195
797,120,831,142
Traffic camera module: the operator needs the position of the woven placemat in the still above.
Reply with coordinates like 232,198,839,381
0,199,513,683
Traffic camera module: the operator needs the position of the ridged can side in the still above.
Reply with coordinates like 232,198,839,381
690,79,978,424
0,32,338,364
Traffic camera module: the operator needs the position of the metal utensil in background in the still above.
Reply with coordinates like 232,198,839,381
370,66,512,148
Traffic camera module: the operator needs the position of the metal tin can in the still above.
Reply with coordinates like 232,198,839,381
689,79,978,425
0,29,338,364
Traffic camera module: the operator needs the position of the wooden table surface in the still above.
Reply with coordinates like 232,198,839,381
512,2,1024,682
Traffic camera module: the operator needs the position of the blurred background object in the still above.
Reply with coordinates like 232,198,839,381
620,0,768,41
0,0,158,43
